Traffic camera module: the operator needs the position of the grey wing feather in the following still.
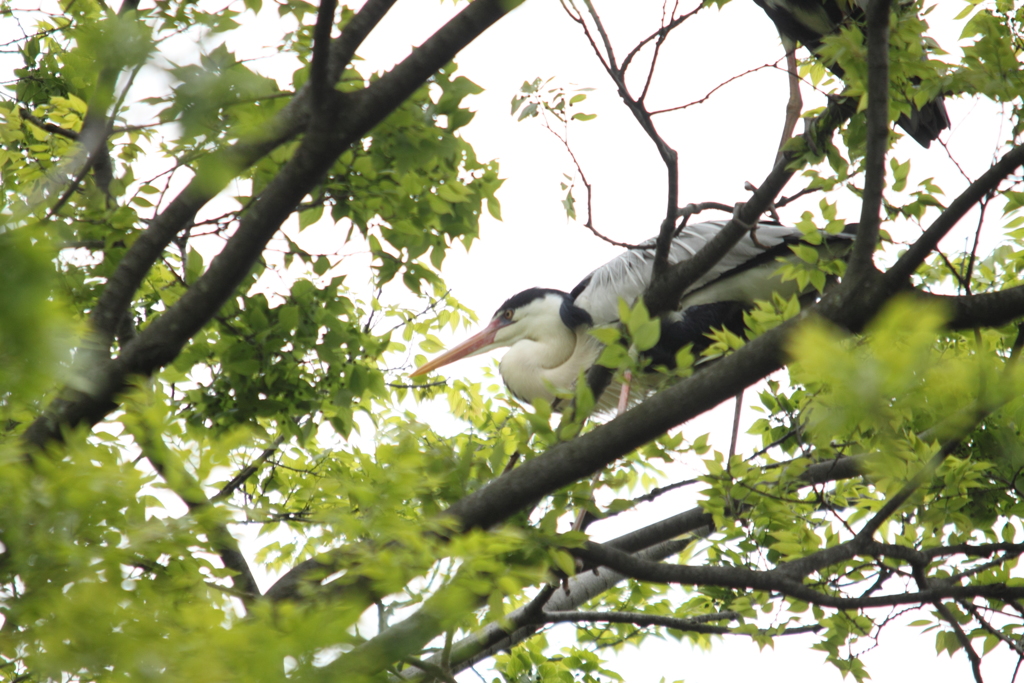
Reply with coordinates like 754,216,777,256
571,220,808,325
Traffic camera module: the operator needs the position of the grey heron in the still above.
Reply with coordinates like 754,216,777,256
753,0,949,148
410,220,853,411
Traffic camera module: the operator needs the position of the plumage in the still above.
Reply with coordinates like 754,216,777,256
754,0,861,52
753,0,949,147
410,220,853,411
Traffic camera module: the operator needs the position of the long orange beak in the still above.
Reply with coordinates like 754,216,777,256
409,318,506,377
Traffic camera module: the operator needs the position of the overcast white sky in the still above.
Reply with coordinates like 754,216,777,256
3,0,1020,680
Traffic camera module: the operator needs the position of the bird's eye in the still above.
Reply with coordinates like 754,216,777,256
503,309,514,321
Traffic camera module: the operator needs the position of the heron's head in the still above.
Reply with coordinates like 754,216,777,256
409,288,590,377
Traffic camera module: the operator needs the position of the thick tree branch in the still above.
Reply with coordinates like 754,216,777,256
310,0,339,109
848,0,891,277
325,0,399,78
924,285,1024,330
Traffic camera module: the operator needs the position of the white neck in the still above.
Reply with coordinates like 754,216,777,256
500,331,602,404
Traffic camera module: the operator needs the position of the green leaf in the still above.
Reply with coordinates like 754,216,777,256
597,344,629,368
277,304,300,331
890,157,911,192
790,243,819,264
549,549,577,576
185,248,204,284
299,204,323,229
632,319,661,352
626,300,651,336
589,327,621,345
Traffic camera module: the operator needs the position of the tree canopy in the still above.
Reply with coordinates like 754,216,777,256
2,1,1024,682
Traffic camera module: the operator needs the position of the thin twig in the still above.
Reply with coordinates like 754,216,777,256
959,599,1024,656
651,62,780,116
620,1,701,74
542,609,740,634
728,388,743,457
19,107,78,139
774,186,821,209
962,189,993,294
595,476,700,522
